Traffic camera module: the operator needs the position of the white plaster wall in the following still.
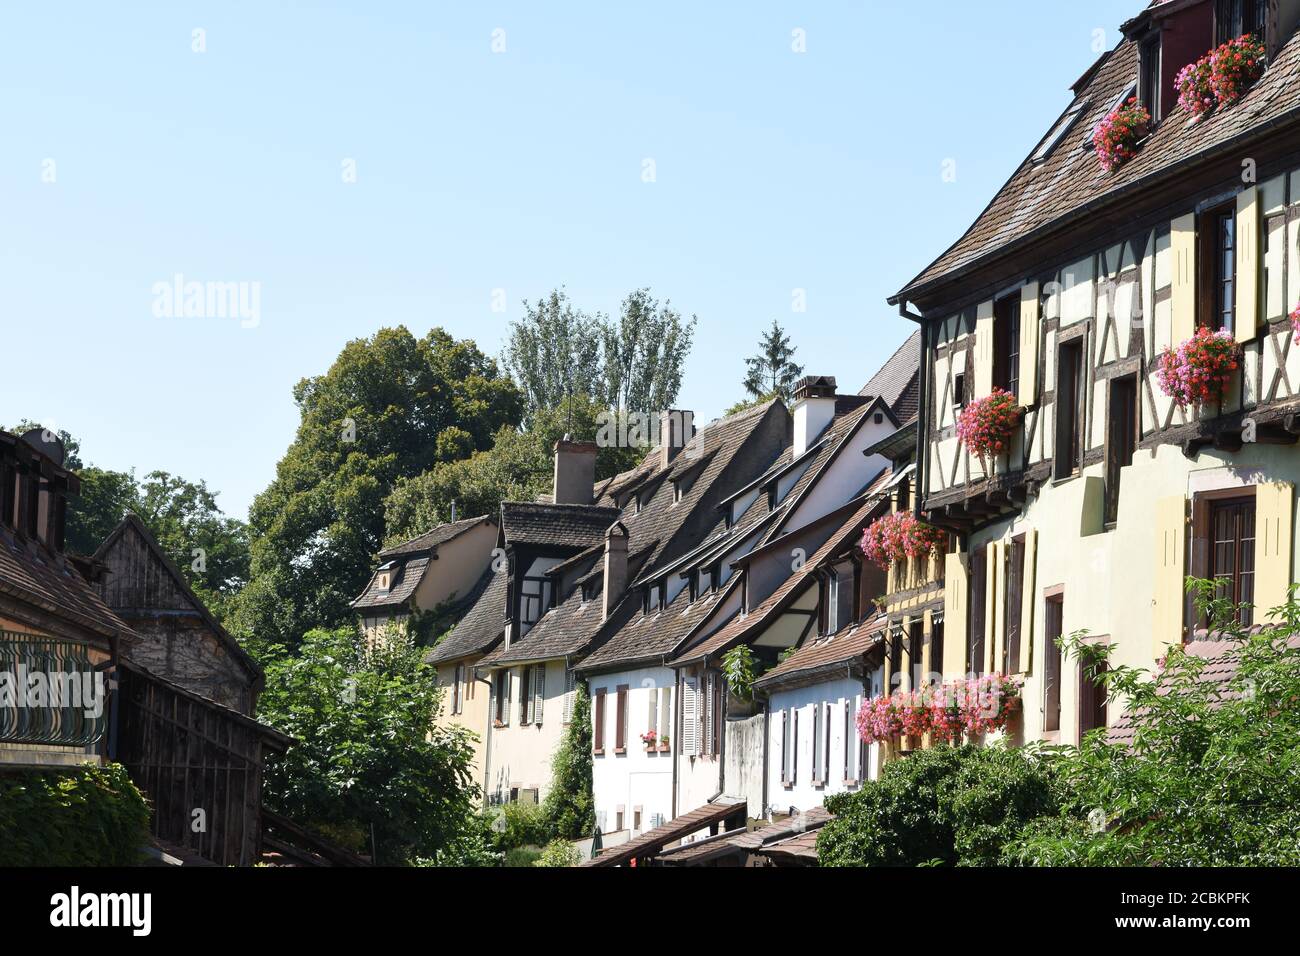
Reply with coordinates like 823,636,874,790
485,658,569,803
590,666,675,835
767,677,874,814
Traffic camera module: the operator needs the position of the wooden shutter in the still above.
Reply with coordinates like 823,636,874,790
986,541,1002,674
791,710,799,785
823,704,832,785
974,300,995,399
562,667,576,723
812,701,823,783
843,700,853,783
1018,282,1040,406
1171,214,1197,343
681,676,698,756
1018,529,1037,675
615,685,628,752
533,664,545,726
943,551,968,677
1254,481,1295,618
593,688,606,752
1236,186,1260,343
1153,496,1187,657
780,709,790,784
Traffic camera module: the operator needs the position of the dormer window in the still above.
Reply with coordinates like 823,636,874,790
1139,33,1162,119
644,583,662,613
376,560,397,593
1216,0,1266,46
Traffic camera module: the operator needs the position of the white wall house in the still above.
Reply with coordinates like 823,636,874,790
589,665,675,836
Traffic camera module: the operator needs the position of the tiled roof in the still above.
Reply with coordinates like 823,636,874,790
426,565,506,664
0,525,134,642
756,823,827,865
657,807,832,865
379,514,493,558
895,22,1300,301
577,576,729,672
581,799,748,867
858,331,921,422
671,495,886,666
499,502,622,549
755,612,887,689
352,554,430,610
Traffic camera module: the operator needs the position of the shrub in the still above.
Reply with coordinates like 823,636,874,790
494,800,550,850
542,684,595,841
503,846,543,867
721,645,760,701
533,838,582,867
0,763,151,866
1156,327,1239,409
816,745,1059,867
1093,98,1150,172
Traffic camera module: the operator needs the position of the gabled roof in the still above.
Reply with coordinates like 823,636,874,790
0,525,133,642
93,514,263,689
754,612,887,691
426,564,507,665
657,807,832,865
379,514,493,559
581,799,748,867
352,555,431,610
858,330,921,422
893,20,1300,304
499,502,621,549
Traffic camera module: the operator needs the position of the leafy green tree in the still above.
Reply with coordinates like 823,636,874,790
721,645,760,701
255,625,479,865
66,466,139,556
817,745,1060,867
743,320,803,402
1004,580,1300,867
543,683,595,841
383,396,641,546
534,838,582,867
235,327,522,646
601,288,696,414
503,289,604,421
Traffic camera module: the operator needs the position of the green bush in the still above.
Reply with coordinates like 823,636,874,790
0,762,151,866
494,800,549,850
817,745,1060,867
503,846,543,867
542,684,594,840
533,838,582,867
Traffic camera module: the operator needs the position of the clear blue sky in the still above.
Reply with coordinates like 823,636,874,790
0,1,1141,520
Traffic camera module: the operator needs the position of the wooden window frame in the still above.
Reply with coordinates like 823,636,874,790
1043,591,1065,734
494,669,510,727
1004,536,1025,674
1104,374,1139,528
1054,336,1085,481
1078,640,1110,741
969,546,987,676
1189,488,1258,631
1198,201,1237,335
992,292,1021,398
614,684,629,754
593,687,606,755
519,665,533,725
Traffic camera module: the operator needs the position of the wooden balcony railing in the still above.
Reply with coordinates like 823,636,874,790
0,631,108,747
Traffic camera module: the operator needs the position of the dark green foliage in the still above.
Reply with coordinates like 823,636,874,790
817,745,1060,867
742,320,803,403
721,645,759,701
495,801,551,850
1004,581,1300,866
503,846,544,867
235,327,522,646
254,626,479,865
0,763,150,866
543,684,596,840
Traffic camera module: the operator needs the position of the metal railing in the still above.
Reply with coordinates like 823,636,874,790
0,630,107,747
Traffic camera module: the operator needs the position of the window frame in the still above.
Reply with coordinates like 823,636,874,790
1043,592,1065,734
1198,200,1238,335
1104,374,1139,528
1054,336,1085,480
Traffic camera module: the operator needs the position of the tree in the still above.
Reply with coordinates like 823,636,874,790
502,289,604,421
254,625,479,864
743,320,803,403
65,466,139,556
382,395,643,547
542,684,595,841
503,287,696,423
601,288,697,414
234,327,522,647
1004,580,1300,867
816,745,1060,867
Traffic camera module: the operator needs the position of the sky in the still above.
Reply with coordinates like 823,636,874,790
0,0,1143,520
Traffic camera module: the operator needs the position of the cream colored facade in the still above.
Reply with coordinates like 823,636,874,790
433,652,494,794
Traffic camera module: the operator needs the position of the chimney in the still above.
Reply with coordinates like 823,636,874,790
603,521,629,621
791,375,837,457
658,410,696,469
553,435,597,505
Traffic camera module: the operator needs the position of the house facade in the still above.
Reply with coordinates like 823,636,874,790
883,0,1300,750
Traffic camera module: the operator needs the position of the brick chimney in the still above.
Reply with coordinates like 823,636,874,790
658,410,695,469
791,376,837,457
603,521,629,621
553,436,597,505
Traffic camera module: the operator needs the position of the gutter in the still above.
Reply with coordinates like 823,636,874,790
896,300,929,519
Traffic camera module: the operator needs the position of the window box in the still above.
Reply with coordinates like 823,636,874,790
1156,328,1240,410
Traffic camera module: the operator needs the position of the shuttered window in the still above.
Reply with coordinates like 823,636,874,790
494,670,510,726
1004,536,1025,674
843,699,855,784
561,667,576,723
969,547,986,676
647,686,658,745
1079,657,1108,738
812,702,824,784
1043,595,1064,733
615,685,628,752
1210,498,1256,627
658,687,671,742
532,664,545,726
1105,376,1138,527
1055,339,1083,479
593,688,606,754
791,710,799,785
781,709,792,786
452,664,464,715
681,676,698,756
520,666,533,724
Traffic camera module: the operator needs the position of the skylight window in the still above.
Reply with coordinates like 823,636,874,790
1031,96,1090,164
1082,83,1137,150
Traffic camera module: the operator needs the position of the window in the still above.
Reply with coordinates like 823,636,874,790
1031,97,1090,164
1043,594,1064,733
494,670,510,726
680,676,698,756
825,561,856,634
812,701,824,785
616,807,624,831
972,546,987,671
614,685,628,753
1105,376,1138,526
519,666,532,724
1079,656,1108,738
633,807,642,832
993,294,1021,398
593,688,606,754
701,672,723,756
1209,497,1256,626
908,620,924,691
1004,536,1025,673
1216,0,1267,46
1139,34,1161,119
0,460,15,529
519,575,550,628
781,709,793,786
843,699,855,784
658,687,671,744
452,663,464,715
646,686,658,745
645,583,663,613
561,667,577,723
530,664,545,725
1054,339,1083,479
929,619,944,684
1200,203,1237,334
952,372,967,411
888,624,904,693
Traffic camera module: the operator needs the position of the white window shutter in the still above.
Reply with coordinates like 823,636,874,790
812,702,822,782
1236,186,1260,343
681,676,698,756
533,664,545,725
1171,214,1197,343
792,710,799,785
780,710,789,784
562,667,576,723
703,673,715,755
